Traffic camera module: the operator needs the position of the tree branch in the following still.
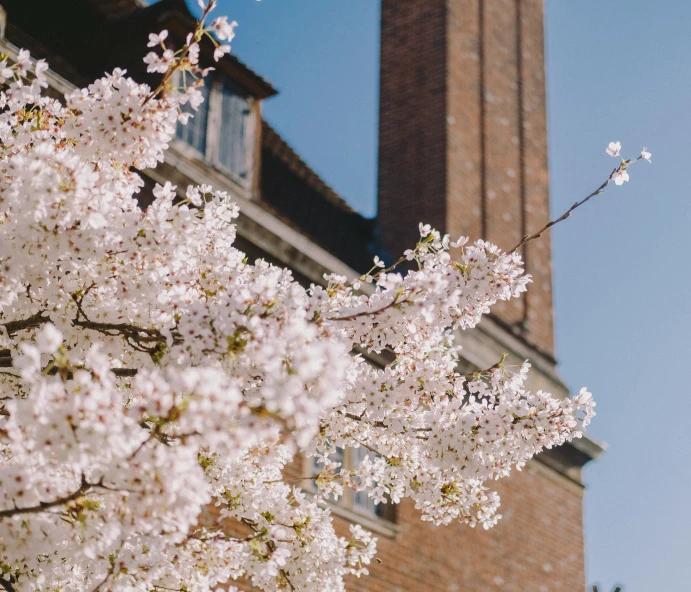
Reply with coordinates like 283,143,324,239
328,296,407,323
507,159,636,254
70,294,180,358
0,475,91,519
90,564,115,592
72,317,168,352
1,312,50,337
112,368,138,377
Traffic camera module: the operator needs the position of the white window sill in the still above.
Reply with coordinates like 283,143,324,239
319,497,404,539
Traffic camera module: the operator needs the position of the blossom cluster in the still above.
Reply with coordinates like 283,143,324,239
606,140,652,185
0,5,598,592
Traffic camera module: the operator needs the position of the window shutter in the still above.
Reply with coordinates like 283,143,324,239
218,79,251,179
175,82,210,155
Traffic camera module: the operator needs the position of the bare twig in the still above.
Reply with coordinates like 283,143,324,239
508,175,612,254
90,564,115,592
509,153,648,255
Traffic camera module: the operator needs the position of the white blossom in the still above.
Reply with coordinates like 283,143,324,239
148,30,169,47
34,323,63,354
144,48,175,73
612,168,630,185
189,42,201,65
214,45,231,62
606,140,622,157
34,59,49,84
209,17,238,42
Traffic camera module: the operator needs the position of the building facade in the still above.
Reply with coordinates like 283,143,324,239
0,0,602,590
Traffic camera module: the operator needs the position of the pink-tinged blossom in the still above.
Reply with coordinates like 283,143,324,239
35,324,63,354
34,59,49,84
186,185,204,206
210,16,238,42
15,49,31,76
188,41,200,65
606,141,622,157
148,29,169,47
144,48,175,73
640,147,652,162
183,85,206,110
612,169,630,185
0,60,13,83
214,44,231,61
153,181,177,200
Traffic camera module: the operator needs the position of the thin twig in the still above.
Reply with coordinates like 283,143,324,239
90,564,115,592
508,153,648,254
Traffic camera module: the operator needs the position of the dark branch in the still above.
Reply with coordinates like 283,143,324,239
0,475,90,519
112,368,138,377
1,312,50,337
72,317,169,352
328,296,406,323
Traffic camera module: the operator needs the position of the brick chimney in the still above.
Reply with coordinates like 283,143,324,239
377,0,555,355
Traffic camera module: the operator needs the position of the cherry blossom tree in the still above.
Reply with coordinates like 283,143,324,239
0,3,648,591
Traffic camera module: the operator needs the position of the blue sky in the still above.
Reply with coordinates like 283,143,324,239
184,1,690,589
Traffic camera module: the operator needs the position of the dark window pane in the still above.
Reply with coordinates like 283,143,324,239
176,83,210,155
352,446,388,518
218,79,250,178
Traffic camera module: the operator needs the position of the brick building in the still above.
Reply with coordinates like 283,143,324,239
0,0,602,590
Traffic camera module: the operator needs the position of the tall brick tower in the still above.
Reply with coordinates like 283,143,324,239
378,0,554,356
374,4,602,591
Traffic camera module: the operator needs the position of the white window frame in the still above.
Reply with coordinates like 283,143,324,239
304,447,399,537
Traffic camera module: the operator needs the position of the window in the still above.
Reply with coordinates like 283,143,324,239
307,447,394,523
174,74,253,186
218,78,251,179
176,82,210,155
351,446,387,518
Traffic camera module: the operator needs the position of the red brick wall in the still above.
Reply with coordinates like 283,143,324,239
225,459,585,592
344,468,585,592
518,0,555,354
378,0,448,262
378,0,555,355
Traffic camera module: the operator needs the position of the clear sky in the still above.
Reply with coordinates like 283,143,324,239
182,1,690,589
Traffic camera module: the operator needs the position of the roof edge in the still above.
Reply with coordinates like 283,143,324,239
262,121,365,218
122,0,278,98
